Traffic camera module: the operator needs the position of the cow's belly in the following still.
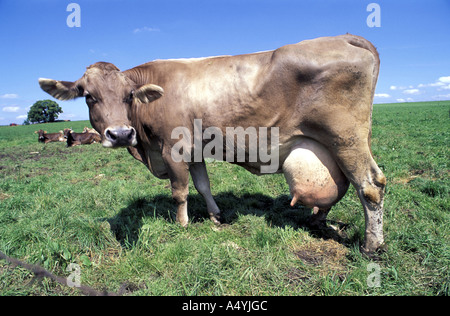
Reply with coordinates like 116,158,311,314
282,138,349,209
146,148,170,179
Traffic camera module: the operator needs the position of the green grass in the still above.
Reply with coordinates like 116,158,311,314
1,101,449,296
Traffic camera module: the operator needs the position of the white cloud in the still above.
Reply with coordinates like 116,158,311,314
16,115,27,120
133,26,160,33
396,98,414,102
432,94,450,100
416,76,450,90
418,82,444,88
375,93,390,98
403,89,420,95
390,77,450,94
390,85,410,90
2,106,20,112
59,113,77,120
0,94,18,99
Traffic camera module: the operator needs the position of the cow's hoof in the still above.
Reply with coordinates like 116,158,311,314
210,215,221,226
177,219,189,228
360,243,387,259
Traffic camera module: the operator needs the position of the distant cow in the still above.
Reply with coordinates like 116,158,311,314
35,129,64,144
82,126,100,135
63,128,101,147
39,34,386,254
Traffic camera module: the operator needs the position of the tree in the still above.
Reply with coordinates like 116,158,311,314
27,100,63,124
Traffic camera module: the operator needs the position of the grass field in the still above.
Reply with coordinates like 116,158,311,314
0,101,449,296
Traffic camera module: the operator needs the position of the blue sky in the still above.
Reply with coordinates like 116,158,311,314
0,0,449,124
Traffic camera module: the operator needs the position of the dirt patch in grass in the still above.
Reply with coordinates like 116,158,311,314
292,239,348,273
286,267,309,286
0,192,11,201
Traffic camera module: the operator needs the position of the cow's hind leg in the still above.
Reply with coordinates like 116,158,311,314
358,158,386,254
332,142,386,254
190,161,221,225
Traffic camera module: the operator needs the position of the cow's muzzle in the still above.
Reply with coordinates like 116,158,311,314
103,126,137,148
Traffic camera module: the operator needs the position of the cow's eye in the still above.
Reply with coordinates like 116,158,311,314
124,91,134,104
86,94,97,105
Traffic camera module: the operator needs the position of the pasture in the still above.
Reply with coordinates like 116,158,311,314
0,101,449,296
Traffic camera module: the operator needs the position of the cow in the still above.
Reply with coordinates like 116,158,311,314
35,129,64,144
63,128,102,147
82,126,100,135
39,34,386,254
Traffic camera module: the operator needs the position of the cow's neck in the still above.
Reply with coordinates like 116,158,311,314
123,64,155,86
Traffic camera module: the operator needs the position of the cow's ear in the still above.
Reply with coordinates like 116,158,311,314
134,84,164,104
38,78,82,101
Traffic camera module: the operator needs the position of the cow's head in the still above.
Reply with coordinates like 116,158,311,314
38,62,163,148
35,129,46,142
63,128,72,139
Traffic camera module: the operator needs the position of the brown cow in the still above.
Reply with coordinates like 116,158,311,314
35,129,64,144
39,34,386,254
82,126,100,135
63,128,101,147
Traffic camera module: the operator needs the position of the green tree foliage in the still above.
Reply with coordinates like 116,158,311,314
27,100,63,123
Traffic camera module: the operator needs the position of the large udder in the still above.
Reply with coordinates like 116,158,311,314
282,139,349,209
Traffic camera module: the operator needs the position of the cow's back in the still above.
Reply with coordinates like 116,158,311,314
139,35,377,133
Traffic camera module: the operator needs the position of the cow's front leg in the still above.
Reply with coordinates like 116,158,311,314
164,156,190,227
190,161,221,225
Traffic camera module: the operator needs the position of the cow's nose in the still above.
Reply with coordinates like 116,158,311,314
104,126,137,147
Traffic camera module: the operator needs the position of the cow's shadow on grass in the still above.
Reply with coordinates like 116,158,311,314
108,192,356,249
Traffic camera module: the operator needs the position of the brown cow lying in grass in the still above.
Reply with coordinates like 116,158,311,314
35,129,64,144
63,128,102,147
82,126,100,135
